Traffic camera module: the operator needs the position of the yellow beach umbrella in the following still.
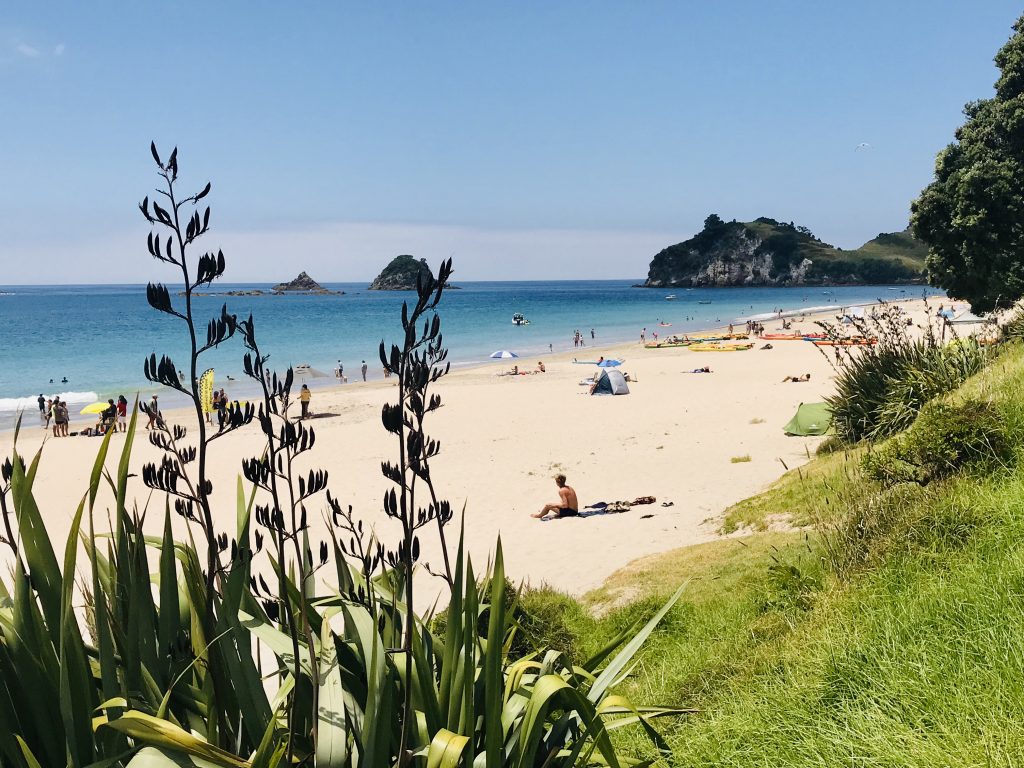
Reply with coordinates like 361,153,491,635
80,402,108,415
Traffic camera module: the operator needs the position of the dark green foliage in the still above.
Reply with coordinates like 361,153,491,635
808,256,921,283
433,580,587,663
862,400,1010,486
368,254,433,290
912,15,1024,312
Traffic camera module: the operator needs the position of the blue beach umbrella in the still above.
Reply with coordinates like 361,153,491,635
596,359,622,367
490,350,519,359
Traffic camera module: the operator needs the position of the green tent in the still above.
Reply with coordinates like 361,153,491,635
783,402,831,436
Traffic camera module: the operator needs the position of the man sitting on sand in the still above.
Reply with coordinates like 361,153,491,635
537,361,546,372
532,474,579,519
782,373,811,382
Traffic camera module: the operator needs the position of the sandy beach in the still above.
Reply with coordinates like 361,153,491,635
0,300,937,601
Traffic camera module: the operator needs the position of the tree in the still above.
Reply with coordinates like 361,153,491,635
703,213,724,230
912,14,1024,312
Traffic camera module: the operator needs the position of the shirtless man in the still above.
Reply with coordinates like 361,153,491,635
532,474,579,519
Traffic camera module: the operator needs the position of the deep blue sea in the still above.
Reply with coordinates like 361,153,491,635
0,281,940,423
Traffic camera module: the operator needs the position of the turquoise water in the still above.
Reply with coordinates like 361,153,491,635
0,281,939,420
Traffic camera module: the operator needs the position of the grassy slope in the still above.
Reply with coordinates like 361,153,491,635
744,220,927,272
526,343,1024,765
851,228,930,269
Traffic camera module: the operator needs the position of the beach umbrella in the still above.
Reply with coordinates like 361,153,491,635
490,350,519,359
596,359,622,367
80,402,108,415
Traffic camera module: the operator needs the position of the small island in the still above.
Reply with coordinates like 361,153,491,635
183,271,344,297
368,255,434,290
270,271,343,295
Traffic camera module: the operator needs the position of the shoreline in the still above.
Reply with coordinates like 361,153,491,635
0,291,932,433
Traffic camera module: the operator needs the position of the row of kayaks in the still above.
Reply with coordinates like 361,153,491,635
645,333,878,351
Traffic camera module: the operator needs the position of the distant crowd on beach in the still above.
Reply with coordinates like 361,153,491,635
38,393,128,437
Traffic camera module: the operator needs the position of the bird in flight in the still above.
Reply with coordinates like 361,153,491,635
855,142,872,151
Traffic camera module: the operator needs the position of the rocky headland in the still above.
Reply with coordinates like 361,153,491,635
641,215,928,288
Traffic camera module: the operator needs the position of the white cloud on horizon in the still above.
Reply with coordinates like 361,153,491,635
15,43,39,58
0,220,689,284
53,43,65,56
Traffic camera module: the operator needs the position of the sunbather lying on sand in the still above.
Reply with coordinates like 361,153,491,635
782,373,811,382
690,366,712,373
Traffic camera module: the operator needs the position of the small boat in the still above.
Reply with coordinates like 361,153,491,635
658,322,672,327
698,300,712,305
512,313,530,326
664,295,677,301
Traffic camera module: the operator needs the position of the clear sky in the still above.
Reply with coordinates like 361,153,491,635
1,2,1021,283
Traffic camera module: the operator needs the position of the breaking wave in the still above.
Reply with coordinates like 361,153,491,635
0,391,99,411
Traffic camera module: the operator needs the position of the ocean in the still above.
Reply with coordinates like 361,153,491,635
0,281,941,425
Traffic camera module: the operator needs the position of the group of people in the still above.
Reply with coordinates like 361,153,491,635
38,395,69,435
334,360,371,382
572,329,594,348
37,393,128,437
503,361,546,376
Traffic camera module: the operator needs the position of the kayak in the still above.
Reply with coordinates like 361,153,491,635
688,333,749,341
688,343,754,352
645,341,691,348
812,338,877,347
761,333,824,341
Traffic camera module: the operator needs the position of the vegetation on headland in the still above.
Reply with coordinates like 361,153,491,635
368,254,434,290
913,14,1024,313
643,214,927,288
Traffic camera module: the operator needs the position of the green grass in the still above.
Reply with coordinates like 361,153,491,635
719,445,866,533
517,341,1024,766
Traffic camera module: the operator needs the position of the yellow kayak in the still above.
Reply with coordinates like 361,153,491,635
688,343,754,352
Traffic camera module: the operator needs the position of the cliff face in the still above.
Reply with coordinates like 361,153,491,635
644,216,926,288
369,255,432,290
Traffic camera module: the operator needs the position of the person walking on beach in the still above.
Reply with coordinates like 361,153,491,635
37,393,45,416
532,473,579,520
361,361,368,382
336,360,344,382
117,395,128,432
299,384,311,419
591,328,595,340
640,327,646,344
146,394,159,430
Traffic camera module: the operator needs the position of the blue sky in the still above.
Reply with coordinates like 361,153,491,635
1,2,1021,282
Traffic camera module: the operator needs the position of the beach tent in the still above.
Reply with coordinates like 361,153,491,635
591,369,629,396
840,306,866,324
949,310,991,326
783,402,831,436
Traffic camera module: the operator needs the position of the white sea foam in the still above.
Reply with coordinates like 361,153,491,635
0,391,99,410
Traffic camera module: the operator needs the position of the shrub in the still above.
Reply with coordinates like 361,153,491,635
822,303,991,443
862,399,1010,486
